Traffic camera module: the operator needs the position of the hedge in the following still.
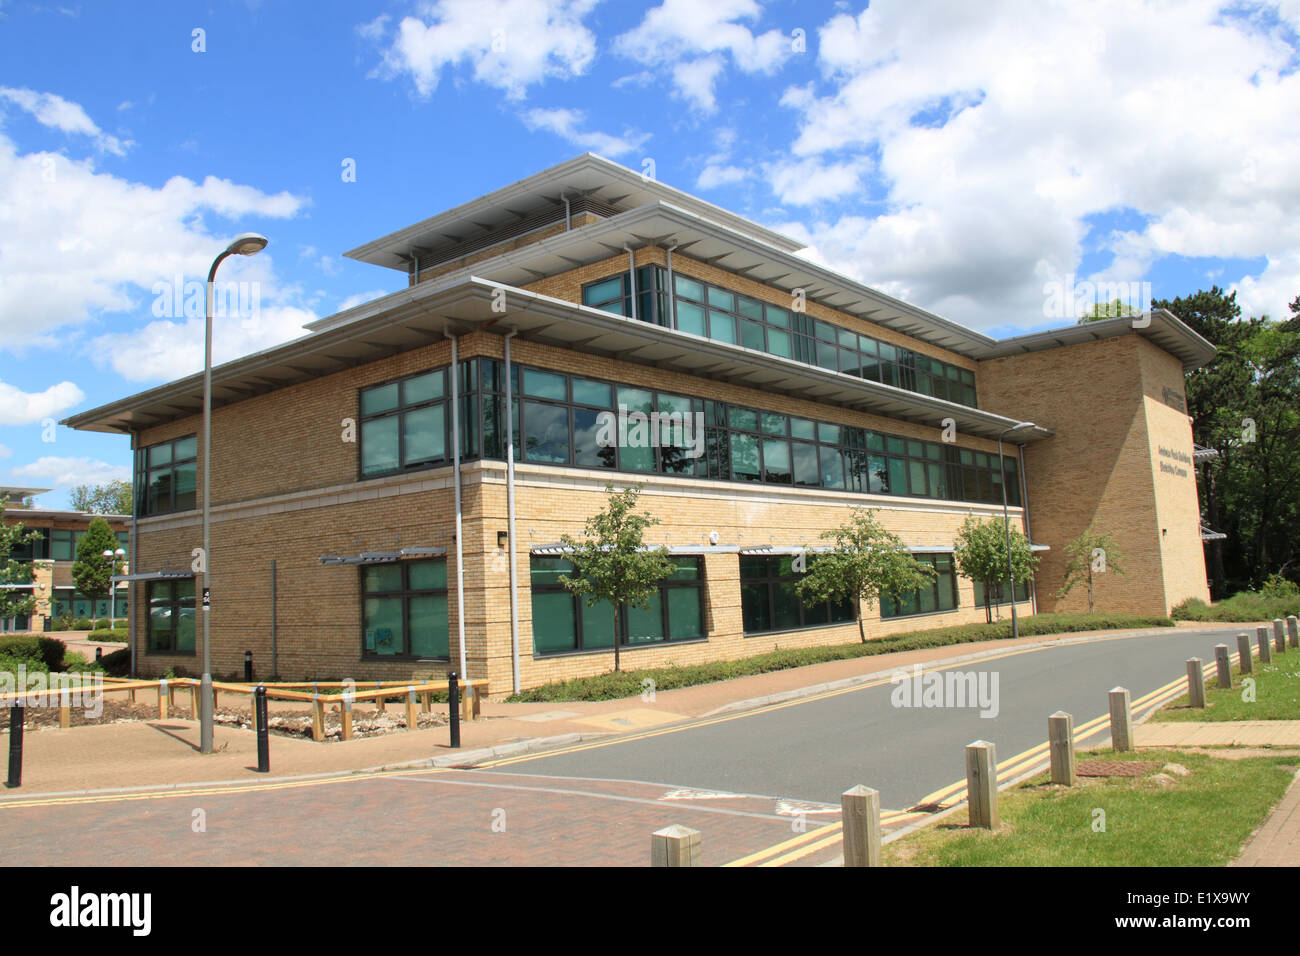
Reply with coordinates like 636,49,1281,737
87,629,128,642
507,612,1175,702
1172,592,1300,623
0,635,67,670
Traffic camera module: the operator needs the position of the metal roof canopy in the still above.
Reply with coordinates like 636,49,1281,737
117,569,193,582
971,310,1216,371
63,279,1055,443
530,543,739,556
343,153,806,272
320,547,447,565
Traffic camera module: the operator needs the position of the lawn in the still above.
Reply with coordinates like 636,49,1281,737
1150,642,1300,722
884,748,1296,867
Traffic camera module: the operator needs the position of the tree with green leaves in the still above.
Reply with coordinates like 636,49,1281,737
1078,298,1138,322
72,517,120,618
1057,525,1127,613
952,515,1038,623
69,480,133,516
794,507,937,643
1,495,41,623
559,484,676,672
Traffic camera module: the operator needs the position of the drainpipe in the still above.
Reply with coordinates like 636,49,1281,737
562,194,571,232
504,330,521,694
664,242,678,329
450,333,467,680
1018,445,1036,614
128,428,137,678
625,245,638,321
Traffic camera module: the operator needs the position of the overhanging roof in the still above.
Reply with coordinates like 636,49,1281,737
344,153,805,272
971,310,1216,371
63,279,1053,444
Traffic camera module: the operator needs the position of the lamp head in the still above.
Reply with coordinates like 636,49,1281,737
226,233,268,257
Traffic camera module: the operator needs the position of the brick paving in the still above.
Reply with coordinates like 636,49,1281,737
1231,769,1300,867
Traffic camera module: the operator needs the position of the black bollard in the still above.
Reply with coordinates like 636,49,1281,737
254,685,270,773
6,701,24,789
447,670,461,749
244,651,253,682
95,646,103,662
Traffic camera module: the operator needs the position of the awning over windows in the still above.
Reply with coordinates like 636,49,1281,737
115,570,193,582
1201,525,1227,542
530,543,740,556
1193,444,1219,463
319,547,447,566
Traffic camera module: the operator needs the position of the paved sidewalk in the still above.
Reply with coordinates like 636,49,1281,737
1137,721,1300,747
0,624,1204,798
1232,769,1300,867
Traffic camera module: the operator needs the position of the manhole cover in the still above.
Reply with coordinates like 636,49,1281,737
1077,760,1158,777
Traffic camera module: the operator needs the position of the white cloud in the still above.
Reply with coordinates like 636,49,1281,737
0,444,11,459
0,86,129,155
696,163,749,190
0,380,85,425
366,0,600,99
338,289,392,312
768,1,1300,330
615,0,790,113
11,456,130,488
519,107,649,157
0,96,308,350
767,156,871,206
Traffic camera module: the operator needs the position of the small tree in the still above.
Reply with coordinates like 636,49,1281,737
1,495,40,622
953,515,1039,623
72,517,119,619
559,484,676,673
69,480,133,516
1057,525,1127,613
794,507,937,643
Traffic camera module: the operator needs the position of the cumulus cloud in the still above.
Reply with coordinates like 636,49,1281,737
769,0,1300,329
11,456,130,488
365,0,600,99
519,107,649,157
0,380,85,425
0,85,129,155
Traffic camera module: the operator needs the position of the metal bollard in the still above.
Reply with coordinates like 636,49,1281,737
6,701,23,789
244,651,253,682
447,671,461,749
95,646,102,662
254,686,270,773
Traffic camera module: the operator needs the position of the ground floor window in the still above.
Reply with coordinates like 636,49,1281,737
880,553,958,618
148,580,195,653
740,555,855,635
973,578,1033,607
51,591,128,621
529,555,705,654
362,559,449,659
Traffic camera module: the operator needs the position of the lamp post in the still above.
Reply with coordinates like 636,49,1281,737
101,547,126,629
997,421,1035,641
200,233,268,755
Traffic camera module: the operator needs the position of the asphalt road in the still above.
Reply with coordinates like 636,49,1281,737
489,626,1248,809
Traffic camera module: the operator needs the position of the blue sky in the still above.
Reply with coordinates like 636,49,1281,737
1,0,1298,508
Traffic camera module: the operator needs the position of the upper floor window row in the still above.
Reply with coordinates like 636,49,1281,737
581,268,978,408
135,435,197,517
359,363,478,479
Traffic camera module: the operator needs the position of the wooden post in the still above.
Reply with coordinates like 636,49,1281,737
158,679,168,720
841,785,881,867
190,683,200,718
340,695,353,741
129,686,136,704
1108,687,1132,752
1048,711,1075,786
311,695,325,742
1273,619,1286,654
1288,615,1299,649
406,687,418,731
58,688,71,729
374,682,385,714
460,681,474,722
1214,644,1232,689
651,824,701,867
1186,659,1206,709
1237,633,1252,674
1257,626,1272,664
965,740,998,830
421,688,432,713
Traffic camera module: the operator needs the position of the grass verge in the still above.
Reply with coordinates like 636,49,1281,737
1172,591,1300,623
1151,642,1300,722
507,612,1174,702
884,748,1297,866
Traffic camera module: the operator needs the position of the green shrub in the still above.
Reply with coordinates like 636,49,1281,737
50,616,70,632
0,653,49,676
71,617,94,631
93,618,113,630
99,647,130,677
60,651,105,673
87,628,128,642
0,635,67,670
1172,589,1300,622
508,612,1174,702
1261,573,1300,600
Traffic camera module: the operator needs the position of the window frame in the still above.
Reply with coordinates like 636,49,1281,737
359,558,450,661
146,579,196,655
135,435,198,517
880,553,960,619
739,554,856,636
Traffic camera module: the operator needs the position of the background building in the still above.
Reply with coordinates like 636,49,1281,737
63,155,1214,693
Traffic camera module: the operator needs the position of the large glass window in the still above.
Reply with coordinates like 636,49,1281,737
881,554,959,619
740,555,855,635
585,268,978,407
135,435,198,516
359,368,450,478
362,559,449,659
147,579,195,653
529,555,705,654
973,577,1033,608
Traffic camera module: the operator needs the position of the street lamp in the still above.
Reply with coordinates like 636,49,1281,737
200,233,268,755
997,421,1036,641
102,547,126,629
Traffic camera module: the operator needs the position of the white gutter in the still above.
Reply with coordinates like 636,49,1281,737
504,329,521,694
451,334,467,680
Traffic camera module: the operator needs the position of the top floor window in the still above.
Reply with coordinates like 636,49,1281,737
135,435,197,516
